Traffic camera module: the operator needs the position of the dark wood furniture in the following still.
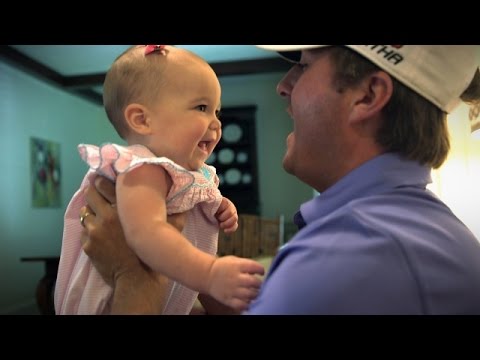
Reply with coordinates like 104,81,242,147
217,214,284,258
21,256,59,315
207,105,259,214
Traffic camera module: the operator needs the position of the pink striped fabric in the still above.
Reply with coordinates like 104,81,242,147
55,143,222,315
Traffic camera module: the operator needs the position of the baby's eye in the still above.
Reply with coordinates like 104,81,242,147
197,105,207,112
215,109,222,119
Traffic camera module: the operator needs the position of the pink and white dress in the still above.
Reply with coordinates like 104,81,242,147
54,143,223,315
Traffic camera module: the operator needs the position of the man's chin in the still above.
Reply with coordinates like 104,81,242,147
282,156,295,175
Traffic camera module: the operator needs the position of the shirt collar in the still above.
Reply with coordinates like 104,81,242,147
299,153,432,225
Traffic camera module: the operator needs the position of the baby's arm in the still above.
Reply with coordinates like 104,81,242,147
116,164,217,294
215,197,238,234
117,165,265,310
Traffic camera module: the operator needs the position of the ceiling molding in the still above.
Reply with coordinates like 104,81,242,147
0,46,103,105
0,46,65,85
212,58,291,77
62,57,291,89
73,89,104,105
0,45,291,106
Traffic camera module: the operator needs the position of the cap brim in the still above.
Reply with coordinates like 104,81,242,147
256,45,328,52
256,45,330,63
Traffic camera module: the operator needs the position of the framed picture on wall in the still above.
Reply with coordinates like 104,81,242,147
30,137,61,208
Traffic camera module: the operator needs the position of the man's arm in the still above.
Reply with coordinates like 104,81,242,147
110,262,167,315
80,176,167,314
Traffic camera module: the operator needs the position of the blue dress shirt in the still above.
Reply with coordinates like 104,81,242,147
246,153,480,314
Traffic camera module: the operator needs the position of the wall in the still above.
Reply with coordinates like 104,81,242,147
428,103,480,239
0,61,123,314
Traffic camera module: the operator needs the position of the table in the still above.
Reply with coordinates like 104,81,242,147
21,256,59,315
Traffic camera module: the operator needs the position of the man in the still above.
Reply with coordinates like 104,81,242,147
80,45,480,314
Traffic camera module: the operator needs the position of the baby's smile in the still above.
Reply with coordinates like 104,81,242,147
198,140,214,156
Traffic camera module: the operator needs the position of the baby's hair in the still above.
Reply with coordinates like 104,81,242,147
103,45,170,139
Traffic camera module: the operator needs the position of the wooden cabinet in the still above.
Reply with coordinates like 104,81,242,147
217,214,283,258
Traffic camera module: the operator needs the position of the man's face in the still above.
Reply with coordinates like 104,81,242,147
276,49,353,191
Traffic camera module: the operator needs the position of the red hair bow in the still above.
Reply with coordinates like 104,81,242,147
144,45,166,55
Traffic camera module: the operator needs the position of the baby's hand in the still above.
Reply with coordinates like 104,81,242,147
208,256,265,312
215,197,238,234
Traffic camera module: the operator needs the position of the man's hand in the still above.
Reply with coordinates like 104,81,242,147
167,213,186,233
80,176,139,287
80,175,168,314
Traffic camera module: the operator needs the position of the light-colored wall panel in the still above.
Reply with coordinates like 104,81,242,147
0,61,122,314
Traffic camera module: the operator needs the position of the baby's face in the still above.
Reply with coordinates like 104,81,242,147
145,53,222,171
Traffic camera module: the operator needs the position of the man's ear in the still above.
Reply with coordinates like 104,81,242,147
349,71,393,124
124,103,153,135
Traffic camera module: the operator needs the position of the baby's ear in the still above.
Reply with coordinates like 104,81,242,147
124,103,152,135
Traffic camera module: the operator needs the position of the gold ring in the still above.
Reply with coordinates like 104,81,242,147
80,212,92,227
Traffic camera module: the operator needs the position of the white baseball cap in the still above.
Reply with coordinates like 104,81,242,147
257,45,479,113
